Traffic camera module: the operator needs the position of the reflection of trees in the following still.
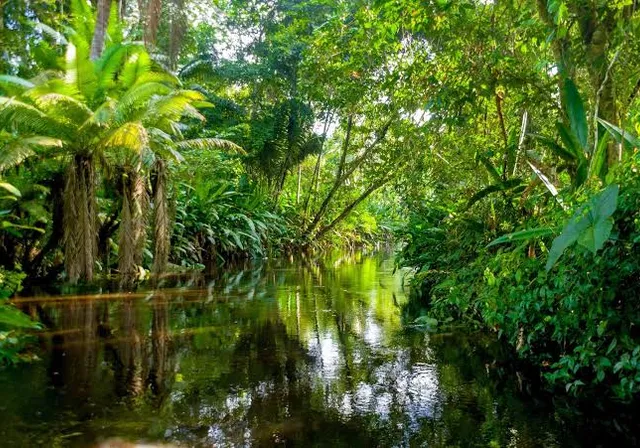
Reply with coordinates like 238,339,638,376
147,294,173,404
114,298,144,398
174,316,380,446
104,294,175,405
43,292,176,411
49,299,103,397
8,254,567,446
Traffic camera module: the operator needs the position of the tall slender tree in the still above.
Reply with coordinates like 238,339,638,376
90,0,112,59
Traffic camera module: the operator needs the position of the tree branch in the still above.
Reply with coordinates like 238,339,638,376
304,115,394,239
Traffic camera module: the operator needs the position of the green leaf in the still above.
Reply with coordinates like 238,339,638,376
546,184,619,271
530,133,576,162
577,184,618,253
577,217,614,254
176,138,245,154
0,182,21,198
487,227,555,247
0,305,39,329
0,75,35,93
527,161,558,197
590,132,610,181
563,79,588,150
597,118,640,150
467,178,524,208
575,160,588,188
476,154,502,183
556,122,583,158
413,316,439,328
600,356,612,368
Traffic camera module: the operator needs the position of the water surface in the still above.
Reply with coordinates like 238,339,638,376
0,253,596,446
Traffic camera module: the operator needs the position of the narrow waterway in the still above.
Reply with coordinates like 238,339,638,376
0,253,612,446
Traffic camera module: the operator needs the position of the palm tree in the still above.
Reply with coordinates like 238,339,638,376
0,4,243,282
141,118,244,275
0,38,165,282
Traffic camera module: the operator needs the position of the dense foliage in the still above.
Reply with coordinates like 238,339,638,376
2,0,640,404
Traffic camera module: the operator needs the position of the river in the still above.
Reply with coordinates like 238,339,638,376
0,253,624,446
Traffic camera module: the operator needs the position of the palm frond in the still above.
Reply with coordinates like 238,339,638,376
0,75,35,96
133,71,181,88
597,118,640,150
64,42,98,99
106,1,124,45
0,135,62,172
530,133,578,162
34,93,93,125
145,90,206,125
121,51,153,88
101,121,149,155
95,43,140,92
33,22,69,45
466,178,525,209
115,81,173,123
24,78,80,100
176,138,245,154
0,97,61,136
69,0,95,46
0,182,21,197
80,98,117,130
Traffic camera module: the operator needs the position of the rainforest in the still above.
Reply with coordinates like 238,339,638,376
1,0,640,446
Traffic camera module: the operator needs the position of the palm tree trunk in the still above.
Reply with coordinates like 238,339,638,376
118,166,148,282
152,159,170,274
64,155,98,284
90,0,112,60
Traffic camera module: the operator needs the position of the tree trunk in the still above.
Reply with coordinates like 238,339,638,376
118,166,148,283
144,0,162,48
168,0,186,70
304,115,353,238
148,294,172,400
586,34,618,166
296,164,302,204
98,209,120,275
64,155,98,284
535,0,575,114
304,151,322,216
152,159,170,274
90,0,112,60
303,111,333,216
304,116,393,239
118,0,127,19
314,178,388,241
572,2,619,166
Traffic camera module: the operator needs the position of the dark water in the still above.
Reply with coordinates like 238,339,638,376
0,253,607,447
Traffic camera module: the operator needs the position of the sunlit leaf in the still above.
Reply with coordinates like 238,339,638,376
0,183,21,198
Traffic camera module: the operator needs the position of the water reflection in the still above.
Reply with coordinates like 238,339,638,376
0,253,577,447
